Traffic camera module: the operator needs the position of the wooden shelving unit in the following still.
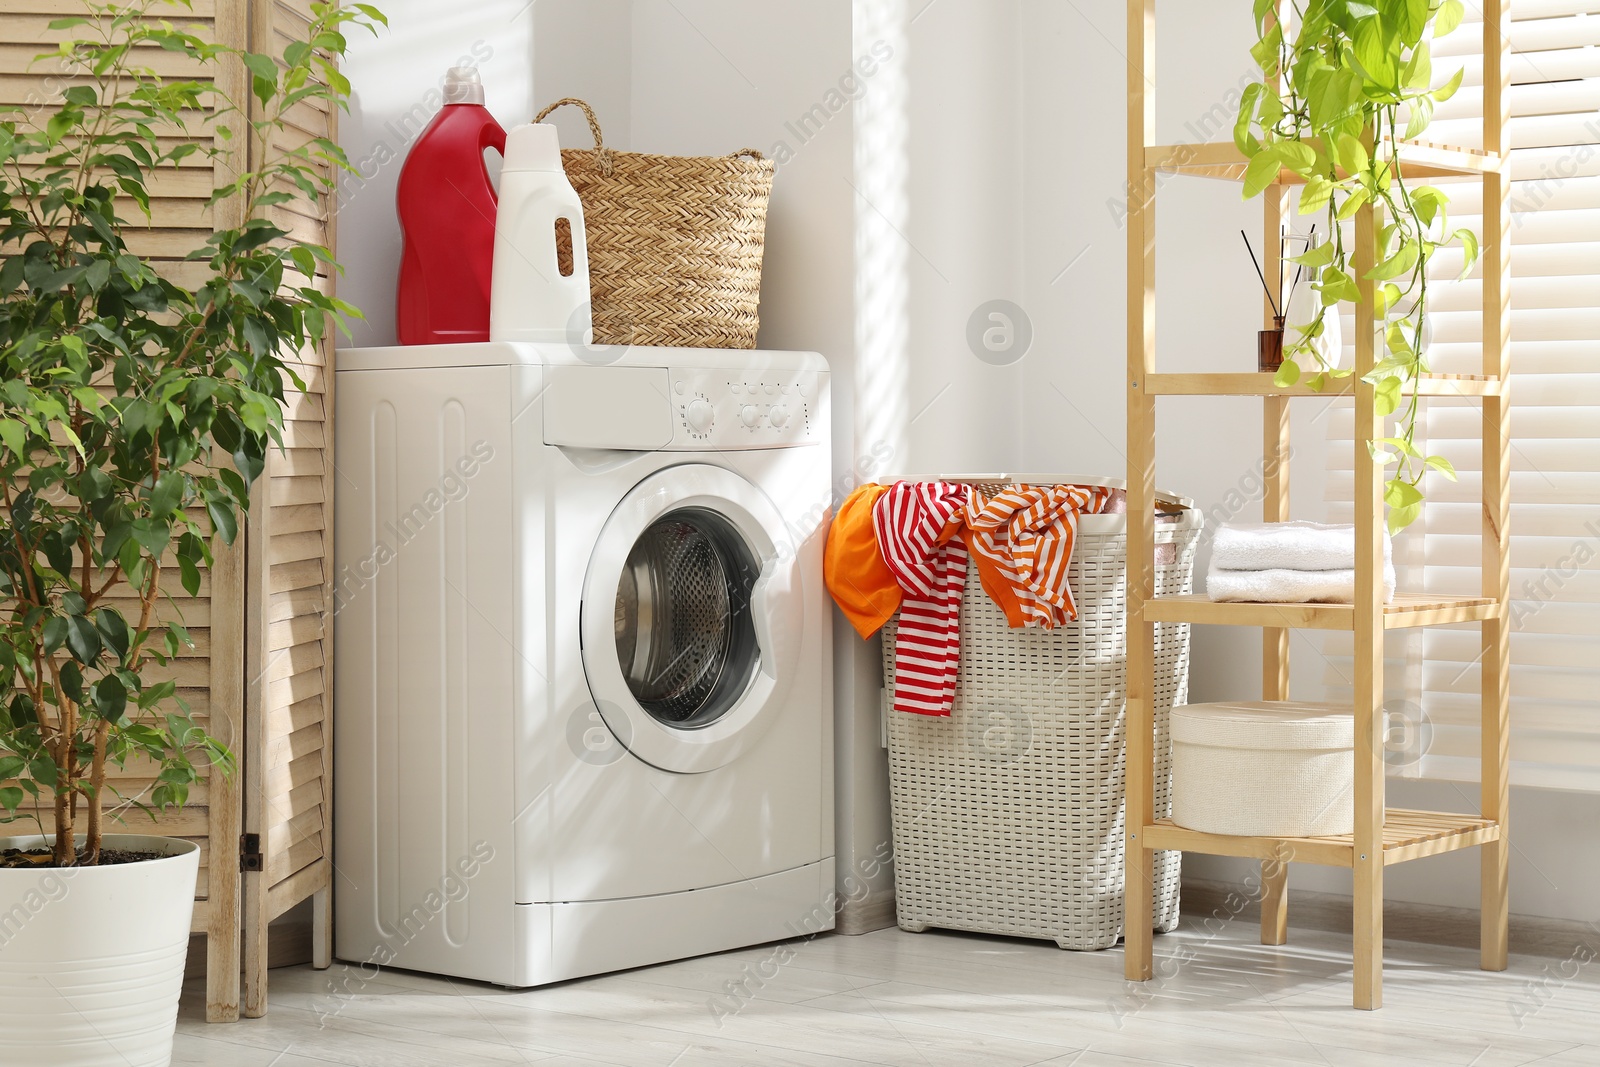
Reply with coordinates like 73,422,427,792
1121,1,1511,1010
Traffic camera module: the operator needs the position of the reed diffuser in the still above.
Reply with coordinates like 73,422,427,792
1241,228,1313,373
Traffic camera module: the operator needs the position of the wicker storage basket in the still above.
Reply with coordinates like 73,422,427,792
1172,701,1355,837
882,477,1199,950
535,98,775,349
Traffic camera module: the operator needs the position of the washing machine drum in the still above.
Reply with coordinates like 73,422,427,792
612,509,760,729
581,464,804,773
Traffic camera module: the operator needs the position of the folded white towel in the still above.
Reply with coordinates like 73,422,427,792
1206,565,1396,605
1211,520,1391,573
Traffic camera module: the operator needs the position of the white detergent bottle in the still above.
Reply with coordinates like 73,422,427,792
489,123,592,344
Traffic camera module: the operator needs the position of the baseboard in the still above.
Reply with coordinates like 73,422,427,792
836,892,897,936
1183,877,1597,960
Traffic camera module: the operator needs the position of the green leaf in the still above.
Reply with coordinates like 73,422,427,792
1367,240,1420,281
1336,134,1370,178
1276,141,1316,173
178,553,201,598
1435,0,1466,37
96,610,131,660
1242,149,1282,200
28,758,57,788
0,787,20,812
1388,501,1422,533
206,499,239,545
1410,185,1447,228
1384,478,1425,509
93,676,128,724
1402,42,1432,93
1352,20,1397,90
1374,375,1404,416
1299,176,1334,215
0,419,25,457
66,615,102,665
1404,93,1435,139
1425,455,1459,481
1433,66,1465,104
150,470,186,518
1338,187,1371,220
1456,228,1481,279
1381,435,1423,459
1273,360,1301,388
42,616,69,655
1293,240,1337,268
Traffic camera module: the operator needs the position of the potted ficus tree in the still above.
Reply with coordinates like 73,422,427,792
0,1,379,1061
1234,0,1476,531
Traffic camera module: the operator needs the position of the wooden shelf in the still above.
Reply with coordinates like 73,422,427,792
1143,810,1502,869
1144,372,1502,398
1145,139,1502,183
1143,593,1501,631
1124,0,1510,1010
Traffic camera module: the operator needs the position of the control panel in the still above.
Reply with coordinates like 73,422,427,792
669,370,822,449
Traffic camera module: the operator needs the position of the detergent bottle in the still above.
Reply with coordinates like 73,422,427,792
489,123,592,344
395,67,506,346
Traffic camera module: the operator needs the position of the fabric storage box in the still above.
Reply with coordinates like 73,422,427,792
882,477,1199,950
1171,701,1355,837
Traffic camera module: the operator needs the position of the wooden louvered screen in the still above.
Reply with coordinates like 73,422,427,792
0,0,337,1022
240,0,337,1020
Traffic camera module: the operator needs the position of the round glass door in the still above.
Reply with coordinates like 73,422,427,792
613,508,761,729
581,463,804,774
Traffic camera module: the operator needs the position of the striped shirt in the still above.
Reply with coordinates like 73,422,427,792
873,481,973,717
964,484,1115,629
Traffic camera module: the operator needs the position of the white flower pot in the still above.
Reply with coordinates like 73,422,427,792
0,834,199,1067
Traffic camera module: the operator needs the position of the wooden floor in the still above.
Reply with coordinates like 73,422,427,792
172,915,1600,1066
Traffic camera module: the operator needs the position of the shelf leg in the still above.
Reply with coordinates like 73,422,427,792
1351,174,1385,1013
1353,851,1383,1010
1122,0,1157,986
1260,859,1289,946
1480,0,1512,976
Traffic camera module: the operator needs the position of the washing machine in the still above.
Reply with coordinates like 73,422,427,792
332,341,834,986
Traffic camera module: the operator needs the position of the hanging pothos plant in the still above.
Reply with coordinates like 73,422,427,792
1235,0,1477,532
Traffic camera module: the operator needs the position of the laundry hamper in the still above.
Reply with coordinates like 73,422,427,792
882,476,1200,950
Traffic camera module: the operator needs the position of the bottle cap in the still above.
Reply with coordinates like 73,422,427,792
501,123,565,173
442,66,485,105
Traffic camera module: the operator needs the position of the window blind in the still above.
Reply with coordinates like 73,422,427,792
1322,1,1600,791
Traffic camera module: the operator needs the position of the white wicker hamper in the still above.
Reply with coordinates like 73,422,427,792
881,477,1200,950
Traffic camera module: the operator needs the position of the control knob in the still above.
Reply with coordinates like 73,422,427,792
740,404,762,428
769,405,791,429
685,398,715,434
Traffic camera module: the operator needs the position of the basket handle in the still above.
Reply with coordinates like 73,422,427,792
534,97,614,176
535,98,766,170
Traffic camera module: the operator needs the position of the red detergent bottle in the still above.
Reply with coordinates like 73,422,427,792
396,67,507,346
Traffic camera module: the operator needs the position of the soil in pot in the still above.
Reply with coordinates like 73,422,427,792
0,846,165,869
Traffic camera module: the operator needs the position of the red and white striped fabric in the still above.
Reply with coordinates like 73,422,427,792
964,484,1116,629
873,480,973,717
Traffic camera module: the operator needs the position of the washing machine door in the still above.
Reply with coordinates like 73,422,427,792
581,464,804,773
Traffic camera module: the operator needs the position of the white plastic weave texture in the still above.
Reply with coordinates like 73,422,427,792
883,500,1200,950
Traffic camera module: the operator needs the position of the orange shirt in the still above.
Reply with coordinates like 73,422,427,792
824,484,902,638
